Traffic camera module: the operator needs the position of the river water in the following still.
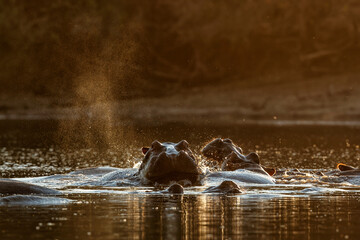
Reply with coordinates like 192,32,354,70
0,120,360,239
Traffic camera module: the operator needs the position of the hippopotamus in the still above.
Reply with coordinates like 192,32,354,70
0,179,60,195
202,138,243,161
162,183,185,194
314,163,360,185
0,195,72,206
163,180,243,194
0,179,68,204
0,139,276,203
203,180,243,194
137,139,276,185
334,163,360,175
1,139,204,196
221,152,272,176
323,163,360,176
137,140,202,184
202,138,276,176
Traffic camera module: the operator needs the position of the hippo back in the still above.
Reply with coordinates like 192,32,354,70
0,179,60,195
206,169,275,185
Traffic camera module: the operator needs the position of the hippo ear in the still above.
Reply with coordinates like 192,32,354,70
223,138,233,144
262,167,276,176
176,140,189,149
337,163,355,171
142,147,150,155
151,140,162,149
246,152,260,164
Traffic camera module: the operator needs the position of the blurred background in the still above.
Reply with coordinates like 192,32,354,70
0,0,359,177
1,0,360,122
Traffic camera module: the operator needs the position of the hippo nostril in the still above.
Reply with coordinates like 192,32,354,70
176,140,189,149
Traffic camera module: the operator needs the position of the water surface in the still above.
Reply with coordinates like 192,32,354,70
0,120,359,239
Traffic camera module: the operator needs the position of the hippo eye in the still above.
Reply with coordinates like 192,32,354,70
176,140,189,149
151,140,162,149
223,138,233,144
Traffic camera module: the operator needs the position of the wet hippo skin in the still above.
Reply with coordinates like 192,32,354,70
203,180,243,194
163,181,243,194
0,139,276,201
0,179,60,195
326,163,360,176
0,195,72,205
202,138,276,176
221,152,274,176
163,183,184,194
138,139,276,185
138,140,202,184
202,138,243,161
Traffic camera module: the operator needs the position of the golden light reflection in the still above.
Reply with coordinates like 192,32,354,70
1,193,359,239
91,194,357,239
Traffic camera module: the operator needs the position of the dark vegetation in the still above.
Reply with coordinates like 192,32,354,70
1,0,360,101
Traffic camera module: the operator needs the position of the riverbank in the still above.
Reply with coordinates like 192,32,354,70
1,73,360,125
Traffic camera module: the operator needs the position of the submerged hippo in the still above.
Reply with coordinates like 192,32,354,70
0,195,72,206
137,139,276,185
0,179,67,205
138,140,202,184
202,138,276,176
202,138,243,161
203,180,243,194
0,139,276,201
0,179,74,206
221,152,273,176
335,163,360,175
325,163,360,176
163,180,243,194
312,163,360,185
0,179,60,195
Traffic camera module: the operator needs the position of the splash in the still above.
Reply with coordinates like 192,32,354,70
55,18,142,150
56,71,117,149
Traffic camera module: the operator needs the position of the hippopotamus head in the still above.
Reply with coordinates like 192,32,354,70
201,138,243,161
204,180,243,194
202,138,275,176
163,183,184,194
221,152,276,176
336,163,360,175
138,140,202,184
337,163,356,171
